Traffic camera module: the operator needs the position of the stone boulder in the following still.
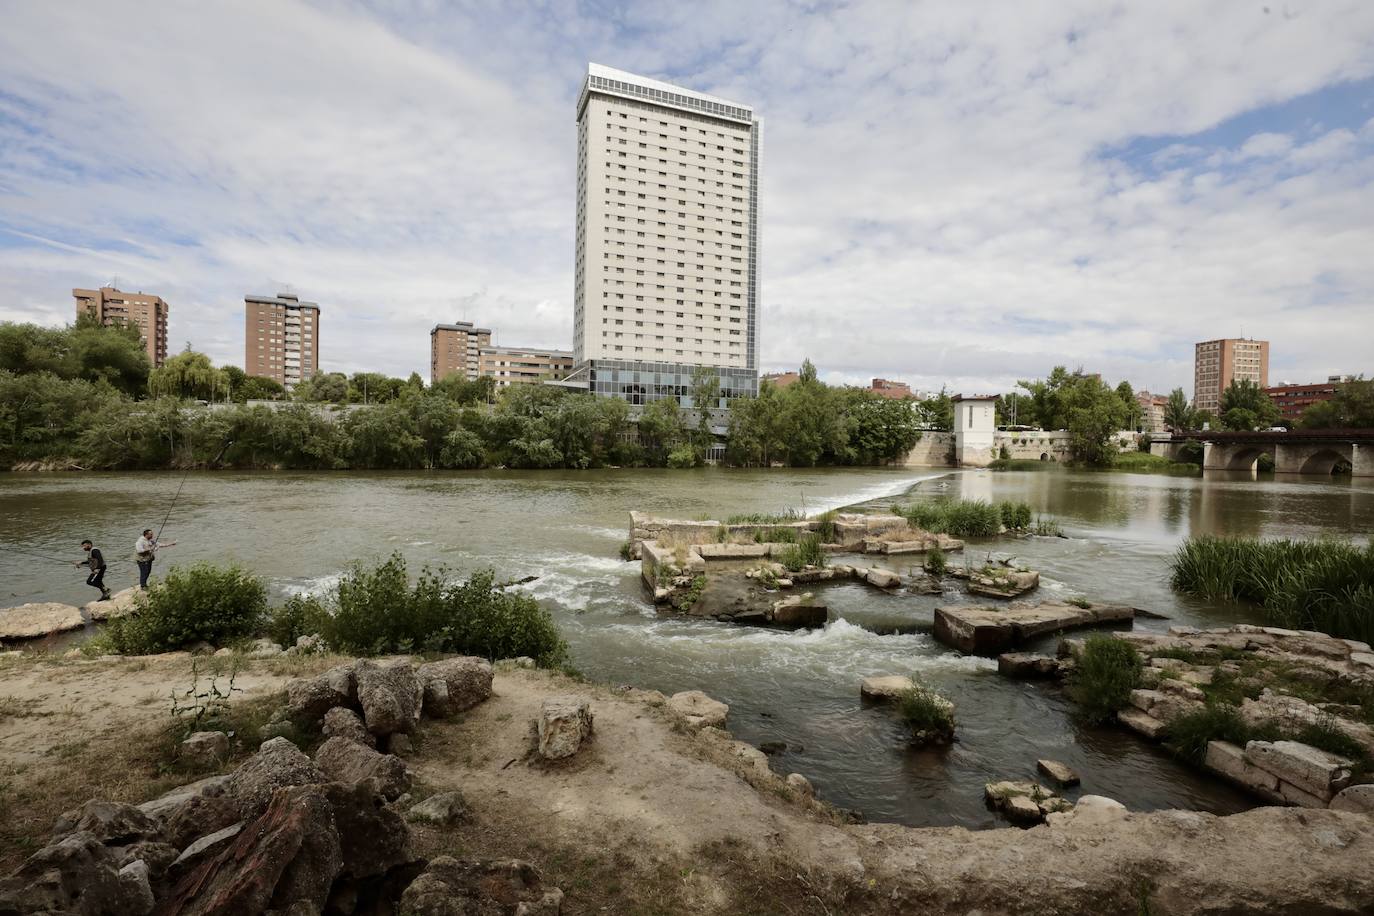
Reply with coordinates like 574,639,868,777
52,799,160,845
136,774,233,823
1036,759,1080,787
668,690,729,730
1330,784,1374,815
321,779,414,881
786,773,815,798
225,736,327,819
416,656,494,718
356,660,423,737
314,737,412,800
399,856,563,915
113,841,180,882
408,791,471,826
117,859,155,913
179,731,229,767
1243,740,1354,805
0,601,83,641
285,661,358,721
860,675,915,700
537,696,594,760
864,567,902,589
0,832,149,915
997,652,1063,679
322,706,376,748
160,793,242,852
83,587,142,622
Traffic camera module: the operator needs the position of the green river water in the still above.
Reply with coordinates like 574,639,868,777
3,466,1372,828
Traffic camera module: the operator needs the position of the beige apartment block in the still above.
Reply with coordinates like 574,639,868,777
1194,338,1269,414
244,292,320,389
73,286,169,366
571,63,760,406
477,345,575,388
430,322,492,383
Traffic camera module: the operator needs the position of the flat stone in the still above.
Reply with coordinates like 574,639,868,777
1204,741,1282,802
865,567,902,589
1118,708,1167,740
860,675,914,700
1003,794,1044,825
83,588,141,622
997,652,1062,679
668,690,728,730
933,602,1135,655
1244,741,1353,801
1330,784,1374,814
0,602,83,641
1036,759,1080,787
1129,689,1166,712
1278,779,1332,809
170,822,243,869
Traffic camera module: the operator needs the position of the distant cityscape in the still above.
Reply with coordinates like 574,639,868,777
67,64,1362,427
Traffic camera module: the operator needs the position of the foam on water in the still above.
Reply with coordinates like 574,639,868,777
812,472,950,513
279,571,342,598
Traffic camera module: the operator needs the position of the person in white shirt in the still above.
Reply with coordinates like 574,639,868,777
135,528,175,589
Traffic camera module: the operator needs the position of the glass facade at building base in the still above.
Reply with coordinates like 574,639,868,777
579,359,758,409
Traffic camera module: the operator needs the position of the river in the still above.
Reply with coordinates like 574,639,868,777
3,466,1373,828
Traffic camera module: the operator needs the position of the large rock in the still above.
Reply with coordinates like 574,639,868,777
179,731,229,767
136,774,232,823
997,652,1063,679
1244,740,1353,803
668,690,729,730
860,675,914,700
314,736,412,800
161,785,342,915
117,859,155,914
0,601,83,641
160,793,243,852
408,791,470,826
537,696,594,760
1117,708,1167,740
52,799,160,845
84,587,142,622
1036,759,1080,787
1330,784,1374,815
399,856,562,915
934,602,1135,655
320,779,413,880
0,831,149,915
356,660,424,737
864,567,902,589
285,662,358,721
416,656,493,718
322,706,376,748
225,736,327,819
1203,741,1282,803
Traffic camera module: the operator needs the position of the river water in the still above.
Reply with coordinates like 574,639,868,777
3,467,1373,828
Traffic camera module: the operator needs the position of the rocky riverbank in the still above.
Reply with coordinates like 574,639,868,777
3,650,1374,914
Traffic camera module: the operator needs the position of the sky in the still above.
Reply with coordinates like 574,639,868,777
2,0,1373,396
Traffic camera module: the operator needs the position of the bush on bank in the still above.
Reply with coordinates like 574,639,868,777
1170,536,1374,644
108,563,268,654
1069,634,1143,724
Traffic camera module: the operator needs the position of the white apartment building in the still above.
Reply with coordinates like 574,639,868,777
568,63,760,407
245,292,320,389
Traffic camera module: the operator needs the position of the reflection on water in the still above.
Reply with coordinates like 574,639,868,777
2,466,1371,828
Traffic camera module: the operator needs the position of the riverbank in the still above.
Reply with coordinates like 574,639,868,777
4,649,1373,914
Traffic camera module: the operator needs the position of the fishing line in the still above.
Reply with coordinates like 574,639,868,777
0,545,90,565
156,438,233,541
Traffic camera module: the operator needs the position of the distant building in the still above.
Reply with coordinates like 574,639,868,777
1194,338,1268,414
244,292,320,389
762,371,800,388
1264,378,1346,421
568,63,760,407
477,345,575,388
73,286,169,367
870,378,912,399
1135,390,1168,433
430,322,492,384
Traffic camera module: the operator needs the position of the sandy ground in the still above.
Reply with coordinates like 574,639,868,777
4,652,1374,914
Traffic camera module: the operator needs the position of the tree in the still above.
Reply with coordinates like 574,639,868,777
838,390,921,464
1164,388,1195,432
432,374,495,405
1301,377,1374,429
688,366,722,462
1115,381,1142,431
297,372,348,403
1017,367,1127,465
0,317,150,396
637,397,684,465
1219,378,1280,431
995,391,1035,427
916,388,955,431
148,351,227,401
239,375,286,402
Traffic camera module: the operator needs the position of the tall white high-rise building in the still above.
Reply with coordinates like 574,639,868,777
568,63,760,407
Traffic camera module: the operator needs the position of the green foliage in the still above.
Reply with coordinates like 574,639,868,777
1165,704,1366,774
265,594,332,649
754,527,798,543
618,540,635,561
637,397,685,465
998,501,1033,530
149,351,228,401
815,509,838,543
1176,439,1204,465
995,391,1035,427
108,563,268,653
1016,367,1130,465
1163,388,1196,432
296,372,348,403
895,499,1007,538
1069,634,1142,724
666,444,699,468
1031,515,1064,537
777,534,826,572
726,509,803,525
924,545,947,576
323,553,568,666
1170,536,1374,643
1110,451,1200,474
0,316,150,396
1301,376,1374,429
1219,378,1281,431
896,683,955,739
988,458,1055,471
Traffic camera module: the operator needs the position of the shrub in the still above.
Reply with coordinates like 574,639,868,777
757,527,798,543
895,499,1016,538
324,553,569,667
265,594,331,649
999,501,1032,530
815,509,838,543
108,563,267,654
924,545,947,576
666,445,698,468
1069,634,1142,724
896,683,955,744
618,540,634,561
1031,515,1064,537
778,533,826,572
1163,703,1255,764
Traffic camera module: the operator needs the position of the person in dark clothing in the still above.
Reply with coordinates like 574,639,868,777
76,539,112,601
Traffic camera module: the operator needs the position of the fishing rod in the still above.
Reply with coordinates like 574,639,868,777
0,544,96,565
156,438,234,541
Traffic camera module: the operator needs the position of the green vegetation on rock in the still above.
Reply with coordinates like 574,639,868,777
1069,634,1143,724
778,534,827,572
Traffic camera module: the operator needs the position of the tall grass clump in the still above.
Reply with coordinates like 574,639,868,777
109,563,268,654
727,508,803,525
1069,634,1143,724
895,498,1044,538
924,545,947,576
1165,705,1367,774
321,552,568,666
815,509,838,543
896,682,956,745
778,533,827,572
754,526,798,544
1170,536,1374,643
998,501,1033,530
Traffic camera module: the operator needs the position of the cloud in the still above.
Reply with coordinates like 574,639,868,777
1,0,1372,395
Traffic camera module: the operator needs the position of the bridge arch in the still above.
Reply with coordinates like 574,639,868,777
1299,447,1352,475
1225,446,1271,472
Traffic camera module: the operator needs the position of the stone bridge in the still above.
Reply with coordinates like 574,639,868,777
1151,430,1373,476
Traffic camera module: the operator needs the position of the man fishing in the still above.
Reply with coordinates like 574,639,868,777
135,528,175,589
75,539,111,601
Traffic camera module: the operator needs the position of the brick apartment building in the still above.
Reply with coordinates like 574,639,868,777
477,345,574,388
244,292,320,389
1264,378,1346,422
1194,338,1269,414
73,286,169,366
430,322,492,383
1135,390,1168,433
870,378,913,399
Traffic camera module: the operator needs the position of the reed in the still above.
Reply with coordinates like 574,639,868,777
894,498,1042,538
778,533,827,572
1170,536,1374,643
1068,634,1142,724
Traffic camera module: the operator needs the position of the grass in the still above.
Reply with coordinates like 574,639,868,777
1164,703,1369,775
896,683,955,743
924,545,947,576
988,458,1057,471
1069,634,1143,724
725,509,803,525
753,527,798,544
893,499,1003,538
1110,451,1201,474
1170,536,1374,643
777,534,826,572
1030,515,1064,537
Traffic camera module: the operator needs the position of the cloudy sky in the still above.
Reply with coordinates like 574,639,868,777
2,1,1372,395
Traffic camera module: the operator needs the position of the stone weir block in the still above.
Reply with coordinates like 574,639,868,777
934,601,1135,655
831,514,911,549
